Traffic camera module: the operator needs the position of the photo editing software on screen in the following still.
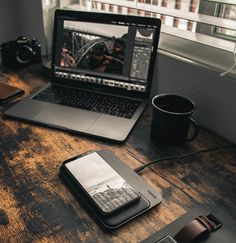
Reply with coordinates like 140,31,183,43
54,19,156,92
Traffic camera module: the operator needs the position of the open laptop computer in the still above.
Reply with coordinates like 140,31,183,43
4,10,161,142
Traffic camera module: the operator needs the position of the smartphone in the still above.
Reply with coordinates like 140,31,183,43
62,151,140,215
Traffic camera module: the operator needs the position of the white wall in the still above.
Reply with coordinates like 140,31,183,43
1,0,236,144
0,0,19,43
17,0,45,52
0,0,46,55
152,53,236,144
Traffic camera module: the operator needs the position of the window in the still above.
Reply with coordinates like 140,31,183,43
215,3,236,40
42,0,236,76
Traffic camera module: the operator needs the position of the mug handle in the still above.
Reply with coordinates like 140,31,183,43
186,118,199,142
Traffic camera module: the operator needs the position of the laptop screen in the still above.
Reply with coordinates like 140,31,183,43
53,11,160,93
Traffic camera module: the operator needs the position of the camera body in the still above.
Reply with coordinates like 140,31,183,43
1,36,41,68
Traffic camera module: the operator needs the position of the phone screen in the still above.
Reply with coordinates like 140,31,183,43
65,152,140,214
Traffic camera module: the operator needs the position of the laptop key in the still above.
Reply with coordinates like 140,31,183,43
33,86,141,119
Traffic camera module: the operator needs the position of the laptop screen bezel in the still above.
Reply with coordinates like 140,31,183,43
51,9,161,99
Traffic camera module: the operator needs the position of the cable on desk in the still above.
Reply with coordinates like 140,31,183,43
134,144,235,174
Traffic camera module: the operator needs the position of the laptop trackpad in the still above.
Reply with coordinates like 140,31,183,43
34,104,100,131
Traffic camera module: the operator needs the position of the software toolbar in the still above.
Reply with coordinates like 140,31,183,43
55,71,146,92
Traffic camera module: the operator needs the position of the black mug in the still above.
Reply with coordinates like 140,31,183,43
151,94,199,145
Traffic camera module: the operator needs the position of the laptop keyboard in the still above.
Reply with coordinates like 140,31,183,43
33,86,141,119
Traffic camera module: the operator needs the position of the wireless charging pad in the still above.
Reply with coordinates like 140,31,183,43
60,150,162,229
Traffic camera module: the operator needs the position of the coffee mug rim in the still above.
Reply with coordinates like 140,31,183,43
152,93,196,115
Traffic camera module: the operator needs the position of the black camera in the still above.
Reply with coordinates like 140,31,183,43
1,36,41,68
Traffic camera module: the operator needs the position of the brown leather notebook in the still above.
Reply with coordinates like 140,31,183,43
0,82,24,103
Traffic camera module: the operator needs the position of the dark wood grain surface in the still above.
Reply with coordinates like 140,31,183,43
0,64,236,242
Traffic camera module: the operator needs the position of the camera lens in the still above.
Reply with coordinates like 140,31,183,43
16,45,33,64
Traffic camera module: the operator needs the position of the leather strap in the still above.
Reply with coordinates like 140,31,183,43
174,214,222,243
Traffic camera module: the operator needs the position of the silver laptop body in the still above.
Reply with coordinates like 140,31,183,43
4,10,161,142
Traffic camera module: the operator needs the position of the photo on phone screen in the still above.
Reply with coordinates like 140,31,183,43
65,151,140,214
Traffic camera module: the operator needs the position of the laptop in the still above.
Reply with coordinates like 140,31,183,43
4,10,161,142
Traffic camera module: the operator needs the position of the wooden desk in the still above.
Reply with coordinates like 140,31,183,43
0,65,236,242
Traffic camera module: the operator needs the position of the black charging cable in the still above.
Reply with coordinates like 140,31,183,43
134,144,235,174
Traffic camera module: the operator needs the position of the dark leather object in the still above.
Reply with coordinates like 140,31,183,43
175,218,209,243
0,82,24,103
174,214,222,243
141,205,236,243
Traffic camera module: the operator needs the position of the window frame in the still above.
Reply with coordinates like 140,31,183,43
214,4,236,41
159,32,236,78
197,1,236,41
178,0,236,78
48,0,236,78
